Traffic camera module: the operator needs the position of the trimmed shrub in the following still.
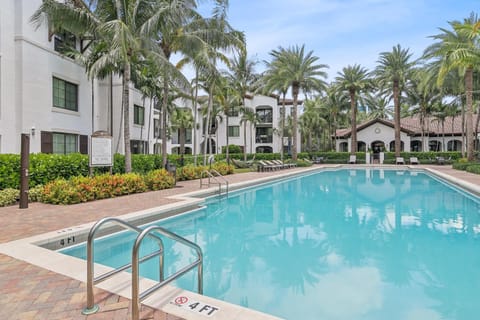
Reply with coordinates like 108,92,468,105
0,188,19,207
28,185,45,202
466,164,480,174
144,169,175,190
453,162,477,171
222,145,243,154
211,162,234,175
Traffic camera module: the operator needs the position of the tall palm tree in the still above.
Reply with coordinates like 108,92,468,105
405,67,441,151
335,64,372,154
365,93,393,120
240,107,258,160
261,59,290,160
170,108,194,155
299,98,327,152
31,0,188,172
424,13,480,160
321,86,350,151
265,45,328,160
375,44,416,157
432,102,449,151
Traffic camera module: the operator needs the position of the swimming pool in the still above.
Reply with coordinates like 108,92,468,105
62,169,480,320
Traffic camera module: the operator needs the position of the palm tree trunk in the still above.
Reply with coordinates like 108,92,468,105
162,79,169,167
292,84,299,161
180,129,185,155
466,68,474,161
203,88,213,166
350,89,357,155
146,97,153,154
474,103,480,151
140,96,145,152
243,121,247,161
281,92,286,161
393,80,401,157
123,63,132,173
193,68,199,166
225,114,229,163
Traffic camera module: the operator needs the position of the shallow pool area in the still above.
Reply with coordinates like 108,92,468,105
60,169,480,320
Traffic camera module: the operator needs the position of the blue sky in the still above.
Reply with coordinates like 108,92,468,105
218,0,477,81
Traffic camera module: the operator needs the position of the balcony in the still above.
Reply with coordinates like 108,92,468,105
256,135,273,143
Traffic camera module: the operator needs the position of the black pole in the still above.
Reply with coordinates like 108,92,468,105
19,133,30,209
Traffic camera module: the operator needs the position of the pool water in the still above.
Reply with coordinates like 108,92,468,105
62,169,480,320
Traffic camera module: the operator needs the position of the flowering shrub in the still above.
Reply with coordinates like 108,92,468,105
0,188,19,207
41,173,148,204
144,169,175,190
211,162,234,175
177,165,204,181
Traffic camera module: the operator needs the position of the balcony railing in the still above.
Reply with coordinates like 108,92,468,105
255,135,273,143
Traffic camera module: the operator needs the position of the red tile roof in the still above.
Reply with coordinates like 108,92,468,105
336,114,471,138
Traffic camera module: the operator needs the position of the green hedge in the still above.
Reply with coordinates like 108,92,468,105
465,164,480,174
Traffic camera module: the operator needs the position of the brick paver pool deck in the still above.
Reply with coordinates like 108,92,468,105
1,165,479,319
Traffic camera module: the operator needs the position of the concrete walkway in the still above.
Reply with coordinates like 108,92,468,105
0,165,479,319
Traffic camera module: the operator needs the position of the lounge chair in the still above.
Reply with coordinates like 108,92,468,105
265,160,284,170
272,159,293,168
348,155,356,164
258,160,275,172
436,157,445,165
313,156,324,164
396,157,405,165
409,157,419,165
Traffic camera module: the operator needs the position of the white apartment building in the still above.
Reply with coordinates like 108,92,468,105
0,0,301,157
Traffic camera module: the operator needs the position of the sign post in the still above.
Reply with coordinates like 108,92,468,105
89,131,113,175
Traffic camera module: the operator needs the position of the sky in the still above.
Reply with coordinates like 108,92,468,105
202,0,477,82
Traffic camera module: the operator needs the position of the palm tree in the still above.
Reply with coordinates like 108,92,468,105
365,93,393,120
240,107,258,160
299,98,327,152
321,86,350,151
265,45,328,160
423,13,480,160
432,102,449,151
405,67,441,151
170,108,194,155
335,64,373,154
375,44,416,157
31,0,188,172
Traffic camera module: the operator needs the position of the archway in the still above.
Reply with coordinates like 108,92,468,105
339,142,348,152
389,140,404,152
371,141,385,162
410,140,422,152
447,140,462,151
429,140,441,152
357,141,366,152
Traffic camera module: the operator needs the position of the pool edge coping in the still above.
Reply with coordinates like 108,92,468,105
0,164,475,320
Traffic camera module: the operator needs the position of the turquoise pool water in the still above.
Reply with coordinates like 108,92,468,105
62,169,480,320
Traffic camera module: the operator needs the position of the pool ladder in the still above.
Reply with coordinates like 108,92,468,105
81,217,203,320
200,169,229,197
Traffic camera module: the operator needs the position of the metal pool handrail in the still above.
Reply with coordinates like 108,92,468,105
199,169,229,196
132,225,203,320
82,217,165,315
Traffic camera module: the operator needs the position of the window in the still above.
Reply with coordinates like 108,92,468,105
256,108,273,124
54,31,76,54
52,133,78,154
228,106,239,117
53,77,78,111
131,140,147,154
154,119,161,138
228,126,240,137
134,105,145,125
255,127,273,143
